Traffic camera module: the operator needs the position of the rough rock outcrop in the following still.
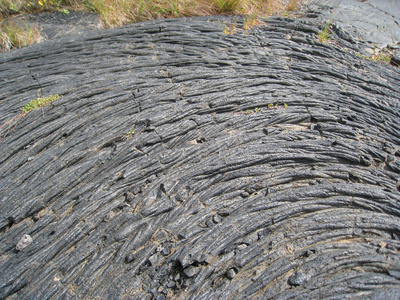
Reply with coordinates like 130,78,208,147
1,16,400,299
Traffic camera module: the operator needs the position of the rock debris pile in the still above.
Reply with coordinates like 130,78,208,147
1,16,400,299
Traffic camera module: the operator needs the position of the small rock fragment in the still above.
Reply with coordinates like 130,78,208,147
125,191,135,203
288,271,308,286
146,175,157,183
183,266,199,278
132,186,142,195
148,254,159,266
117,202,130,209
390,55,400,67
241,192,249,198
237,243,247,251
213,214,222,223
162,247,170,256
205,219,214,227
166,281,176,288
33,213,41,222
125,253,135,263
217,210,230,217
388,270,400,279
16,234,33,251
226,268,237,279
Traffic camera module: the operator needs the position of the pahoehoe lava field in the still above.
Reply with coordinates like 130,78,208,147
1,16,400,299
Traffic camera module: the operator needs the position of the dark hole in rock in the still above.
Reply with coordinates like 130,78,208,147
136,119,150,131
7,217,15,228
196,137,206,143
171,260,184,275
125,253,135,264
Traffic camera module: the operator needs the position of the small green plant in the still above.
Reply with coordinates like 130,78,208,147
20,94,60,113
84,0,109,19
243,13,264,30
355,46,392,64
59,7,70,14
0,0,22,14
126,129,136,135
9,3,20,13
355,52,368,60
317,20,332,44
370,45,391,62
220,19,237,34
1,93,60,142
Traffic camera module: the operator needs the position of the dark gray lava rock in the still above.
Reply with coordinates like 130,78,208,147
288,271,308,286
226,268,237,279
0,15,400,300
11,11,102,41
183,266,199,278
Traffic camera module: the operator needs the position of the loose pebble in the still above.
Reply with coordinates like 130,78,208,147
16,234,33,251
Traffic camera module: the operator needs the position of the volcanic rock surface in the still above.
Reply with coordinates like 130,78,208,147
1,16,400,299
11,11,102,41
306,0,400,50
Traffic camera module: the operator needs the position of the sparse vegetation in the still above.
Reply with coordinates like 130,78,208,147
1,0,303,51
0,94,60,142
213,0,240,13
0,19,42,52
20,94,60,113
220,18,237,34
0,113,25,142
243,13,263,30
370,45,391,63
354,46,392,64
286,0,298,11
317,20,332,44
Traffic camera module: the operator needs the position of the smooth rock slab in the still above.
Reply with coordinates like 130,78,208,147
12,11,102,40
0,16,400,299
305,0,400,50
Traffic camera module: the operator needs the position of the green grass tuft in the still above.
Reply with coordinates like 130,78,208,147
213,0,240,13
286,0,298,11
317,20,332,44
0,19,43,52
